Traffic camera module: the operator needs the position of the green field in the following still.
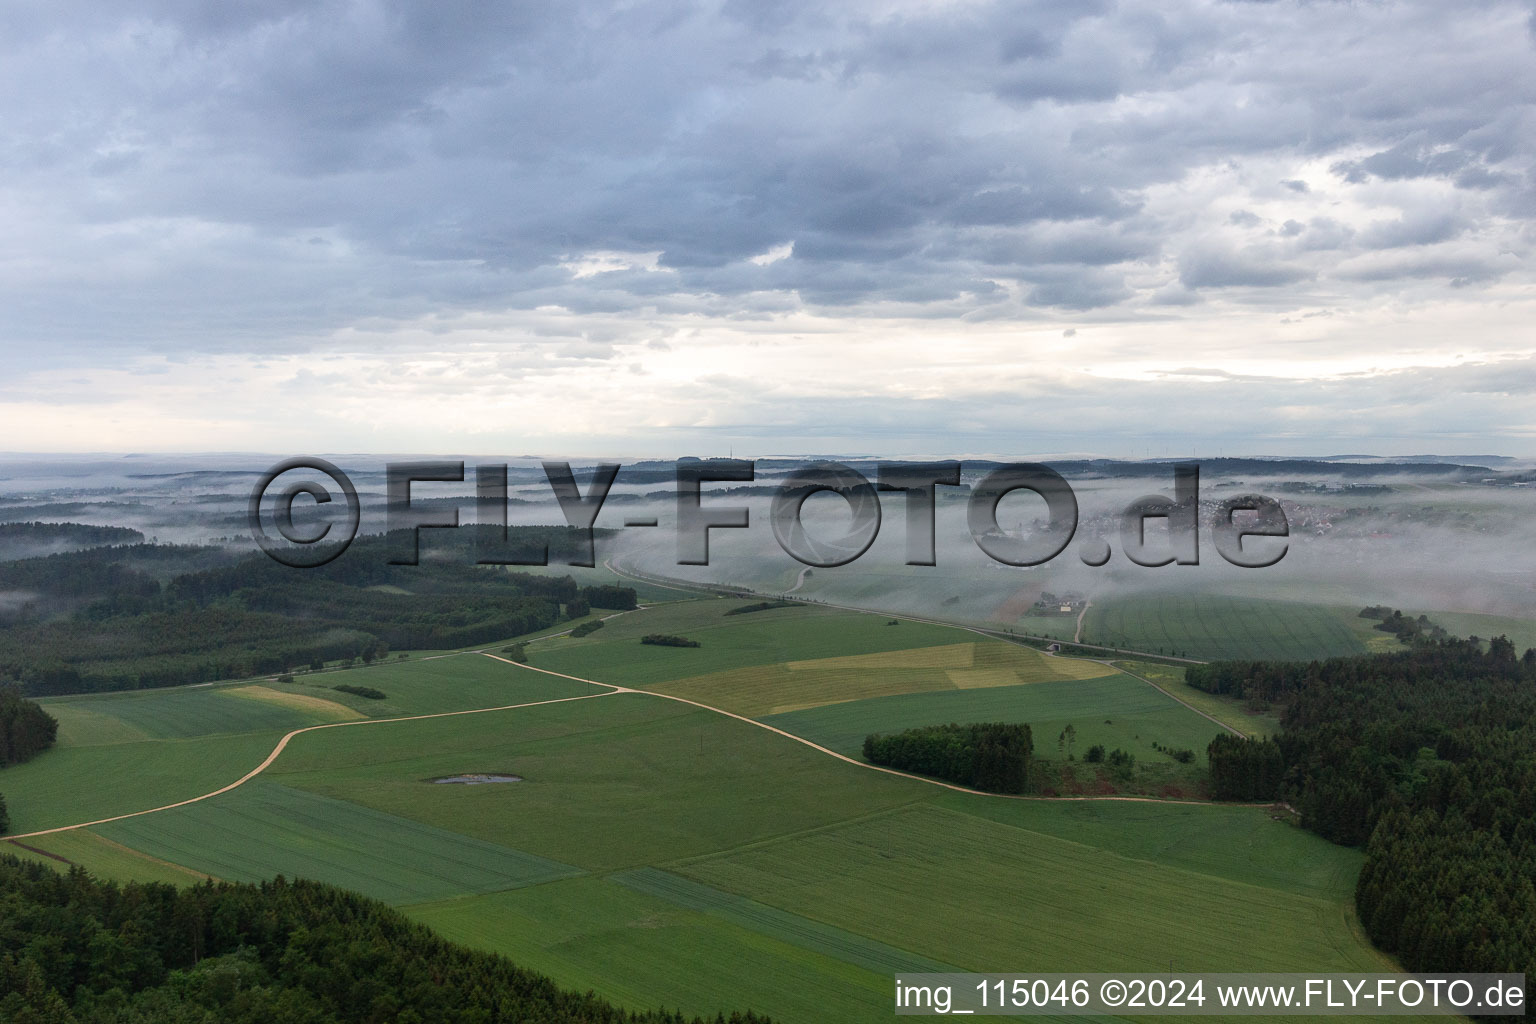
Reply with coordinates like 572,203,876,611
1083,594,1367,661
1113,660,1281,739
761,674,1225,768
642,640,1116,717
42,684,347,743
1,596,1426,1024
677,804,1388,975
0,729,286,834
529,600,969,686
267,692,923,871
407,875,930,1024
271,653,598,716
931,794,1359,900
4,829,213,886
97,779,583,904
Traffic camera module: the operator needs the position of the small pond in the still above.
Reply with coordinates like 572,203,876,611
429,773,523,784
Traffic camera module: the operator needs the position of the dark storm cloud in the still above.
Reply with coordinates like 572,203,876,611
0,0,1532,364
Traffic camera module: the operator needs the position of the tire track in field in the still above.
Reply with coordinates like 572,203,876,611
1,685,626,841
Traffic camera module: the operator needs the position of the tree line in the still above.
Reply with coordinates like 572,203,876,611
0,686,58,832
0,685,57,767
863,722,1032,793
1195,637,1535,982
0,855,769,1023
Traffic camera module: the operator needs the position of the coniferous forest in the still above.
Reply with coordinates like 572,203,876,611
0,857,768,1024
0,688,58,833
863,722,1032,793
1191,638,1536,979
0,528,636,696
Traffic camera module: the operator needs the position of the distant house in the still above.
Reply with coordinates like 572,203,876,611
1059,605,1072,613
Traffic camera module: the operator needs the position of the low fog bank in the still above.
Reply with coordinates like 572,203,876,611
0,454,1531,628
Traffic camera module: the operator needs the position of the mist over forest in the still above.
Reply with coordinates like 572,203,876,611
2,452,1531,634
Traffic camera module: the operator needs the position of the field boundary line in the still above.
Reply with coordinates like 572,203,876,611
491,654,1262,809
2,686,624,841
1110,661,1245,738
658,799,935,872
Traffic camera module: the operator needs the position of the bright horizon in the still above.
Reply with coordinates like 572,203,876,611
3,0,1534,454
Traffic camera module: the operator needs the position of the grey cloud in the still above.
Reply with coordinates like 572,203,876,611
1335,252,1511,284
1179,246,1314,288
1358,210,1469,249
0,0,1531,368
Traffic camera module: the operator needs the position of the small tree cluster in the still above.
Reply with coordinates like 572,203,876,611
863,722,1032,794
641,634,701,648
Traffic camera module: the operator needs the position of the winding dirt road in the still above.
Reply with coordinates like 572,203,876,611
5,598,1270,844
3,681,624,841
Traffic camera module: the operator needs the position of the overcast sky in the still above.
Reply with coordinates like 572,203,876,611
3,0,1534,457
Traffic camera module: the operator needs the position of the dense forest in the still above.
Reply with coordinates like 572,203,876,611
0,528,636,696
0,688,58,833
1203,734,1283,801
0,522,144,560
863,722,1031,793
0,856,767,1023
0,687,57,768
1192,639,1535,980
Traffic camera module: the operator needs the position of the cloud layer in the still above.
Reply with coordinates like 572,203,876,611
2,0,1534,453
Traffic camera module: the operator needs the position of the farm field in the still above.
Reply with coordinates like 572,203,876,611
42,683,352,743
760,673,1224,767
267,652,597,717
644,639,1115,717
0,729,286,835
0,595,1434,1023
1082,593,1368,661
676,803,1387,975
267,690,923,871
1112,660,1281,739
4,828,213,886
529,599,966,685
407,875,951,1024
930,794,1361,900
96,779,583,905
